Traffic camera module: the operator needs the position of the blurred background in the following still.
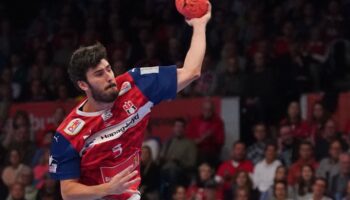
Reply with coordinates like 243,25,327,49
0,0,350,199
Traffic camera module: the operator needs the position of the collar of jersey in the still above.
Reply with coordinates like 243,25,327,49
76,99,109,117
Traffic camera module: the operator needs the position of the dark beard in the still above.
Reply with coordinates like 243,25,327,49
89,83,119,103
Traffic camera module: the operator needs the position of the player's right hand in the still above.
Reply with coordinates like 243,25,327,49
104,165,141,195
186,2,212,27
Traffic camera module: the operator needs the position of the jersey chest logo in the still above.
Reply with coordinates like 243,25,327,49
102,109,113,121
64,118,85,135
123,101,137,115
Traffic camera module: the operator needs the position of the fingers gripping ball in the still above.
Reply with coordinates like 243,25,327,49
175,0,209,19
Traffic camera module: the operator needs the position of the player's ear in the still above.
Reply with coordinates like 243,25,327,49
77,80,89,92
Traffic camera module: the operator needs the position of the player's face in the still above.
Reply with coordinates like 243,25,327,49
85,59,119,103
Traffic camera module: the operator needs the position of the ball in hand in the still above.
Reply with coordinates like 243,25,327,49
175,0,209,19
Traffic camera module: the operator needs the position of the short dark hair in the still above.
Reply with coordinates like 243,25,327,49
68,42,107,88
264,142,278,152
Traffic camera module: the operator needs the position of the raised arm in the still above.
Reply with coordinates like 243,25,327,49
177,4,211,92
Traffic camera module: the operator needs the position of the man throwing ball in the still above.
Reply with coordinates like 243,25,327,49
49,4,211,200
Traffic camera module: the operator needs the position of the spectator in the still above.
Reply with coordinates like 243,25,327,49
17,167,38,200
6,125,36,165
172,186,186,200
253,143,282,193
33,149,49,189
234,188,249,200
216,56,245,96
36,174,61,200
187,163,218,200
317,140,342,186
7,182,26,200
302,178,332,200
1,149,30,187
309,102,329,140
247,123,269,164
140,145,160,200
278,125,299,167
330,153,350,199
280,101,311,140
261,166,293,200
160,118,197,198
272,181,292,200
287,141,318,186
315,119,345,161
292,165,315,199
186,99,224,166
232,171,260,200
215,141,253,198
243,52,276,123
142,124,161,162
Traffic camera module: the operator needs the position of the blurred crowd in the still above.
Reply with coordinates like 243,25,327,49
0,0,350,199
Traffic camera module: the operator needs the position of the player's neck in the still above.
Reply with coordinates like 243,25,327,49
83,97,113,112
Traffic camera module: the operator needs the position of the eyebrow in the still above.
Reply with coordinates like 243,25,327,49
93,65,111,75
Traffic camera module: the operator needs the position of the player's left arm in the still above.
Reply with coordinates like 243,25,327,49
177,4,211,92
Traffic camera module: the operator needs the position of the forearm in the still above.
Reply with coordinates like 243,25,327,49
61,181,108,200
183,25,206,76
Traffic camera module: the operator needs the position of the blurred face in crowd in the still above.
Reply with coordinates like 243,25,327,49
301,165,314,182
231,143,246,161
236,171,249,187
274,182,287,200
173,121,185,137
225,57,239,74
254,124,267,142
235,188,249,200
173,186,186,200
312,179,327,197
141,146,152,164
10,149,21,167
14,126,30,143
253,52,265,69
202,101,214,120
339,154,350,175
265,145,277,163
199,163,212,182
80,59,118,103
329,141,342,160
53,108,65,125
324,119,336,139
299,143,313,161
18,168,33,186
275,166,287,181
10,183,25,200
312,103,324,120
280,126,293,145
42,132,53,147
288,101,300,120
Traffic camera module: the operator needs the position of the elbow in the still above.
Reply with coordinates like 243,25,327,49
192,69,201,80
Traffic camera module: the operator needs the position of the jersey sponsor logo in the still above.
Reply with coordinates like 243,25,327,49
102,109,113,121
64,118,85,135
118,82,132,96
123,101,137,115
79,102,153,156
49,155,58,173
140,66,159,75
